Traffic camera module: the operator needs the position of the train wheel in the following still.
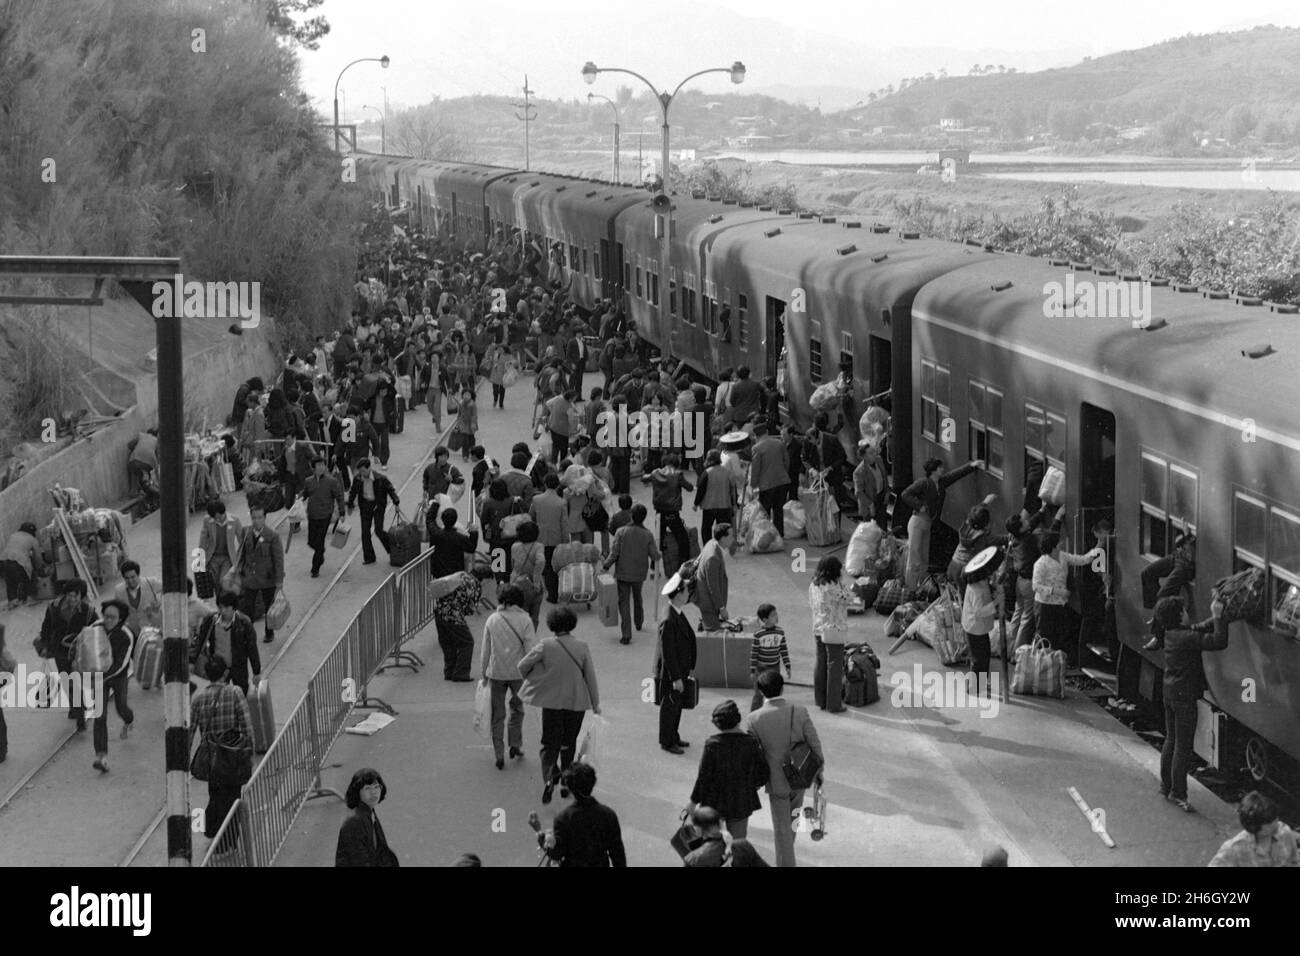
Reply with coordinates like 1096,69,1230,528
1244,735,1270,784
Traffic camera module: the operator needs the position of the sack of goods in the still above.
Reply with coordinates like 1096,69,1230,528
782,500,807,539
74,625,113,673
558,562,597,604
884,600,926,639
845,521,884,577
852,573,880,610
1275,583,1300,634
742,500,784,555
1213,566,1267,624
552,541,601,573
1011,637,1066,698
859,405,890,442
874,578,908,615
387,512,423,568
429,571,470,602
809,379,846,412
1038,465,1066,507
502,365,519,388
903,585,967,666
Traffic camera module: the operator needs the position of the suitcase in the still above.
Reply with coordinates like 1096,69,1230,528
134,627,164,689
247,680,276,753
596,573,619,626
387,514,423,568
694,631,752,688
558,562,597,605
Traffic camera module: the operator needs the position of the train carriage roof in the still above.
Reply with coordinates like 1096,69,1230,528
913,254,1300,442
487,173,645,227
716,228,1000,319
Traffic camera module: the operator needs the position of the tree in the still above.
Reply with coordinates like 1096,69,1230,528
1048,103,1088,140
890,105,916,129
256,0,329,50
970,64,981,76
1226,104,1257,142
385,107,479,163
997,64,1006,73
1157,111,1197,148
943,99,972,120
1000,108,1028,139
867,92,877,103
1259,119,1286,143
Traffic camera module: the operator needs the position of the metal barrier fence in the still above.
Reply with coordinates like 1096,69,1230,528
199,553,437,867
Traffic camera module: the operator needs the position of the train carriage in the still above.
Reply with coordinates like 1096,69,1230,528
912,255,1300,780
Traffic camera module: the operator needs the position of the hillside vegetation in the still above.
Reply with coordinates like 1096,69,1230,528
0,0,358,454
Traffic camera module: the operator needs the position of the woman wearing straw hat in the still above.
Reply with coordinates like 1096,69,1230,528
962,546,1005,692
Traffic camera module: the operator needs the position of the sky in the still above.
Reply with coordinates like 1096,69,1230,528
295,0,1300,118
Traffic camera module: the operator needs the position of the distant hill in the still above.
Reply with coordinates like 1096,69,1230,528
835,26,1300,146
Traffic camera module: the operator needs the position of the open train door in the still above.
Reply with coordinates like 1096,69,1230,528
1079,401,1118,677
765,296,786,383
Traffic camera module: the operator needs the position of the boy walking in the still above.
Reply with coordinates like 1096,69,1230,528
749,603,791,712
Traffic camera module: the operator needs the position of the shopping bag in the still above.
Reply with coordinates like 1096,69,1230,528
874,578,908,615
503,365,519,388
446,394,460,415
472,680,491,739
1011,637,1066,698
220,565,243,596
330,520,352,549
576,714,609,767
670,808,703,859
286,499,306,531
265,590,291,631
800,487,841,546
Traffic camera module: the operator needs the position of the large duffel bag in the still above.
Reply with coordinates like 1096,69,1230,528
1011,637,1066,698
387,510,423,568
844,643,881,706
559,562,597,604
553,541,601,574
1212,566,1267,624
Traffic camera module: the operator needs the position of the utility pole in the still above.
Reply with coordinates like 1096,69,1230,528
514,75,537,171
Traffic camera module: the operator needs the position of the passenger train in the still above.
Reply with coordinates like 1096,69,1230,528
357,153,1300,785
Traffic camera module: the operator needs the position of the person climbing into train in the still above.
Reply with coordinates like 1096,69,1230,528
899,456,984,589
1142,531,1196,650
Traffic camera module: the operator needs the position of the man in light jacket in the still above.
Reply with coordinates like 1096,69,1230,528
694,524,732,631
602,504,661,646
742,670,824,867
114,560,163,631
198,502,243,597
528,473,567,604
479,583,539,769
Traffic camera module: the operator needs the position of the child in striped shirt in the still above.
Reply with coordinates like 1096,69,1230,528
750,603,792,712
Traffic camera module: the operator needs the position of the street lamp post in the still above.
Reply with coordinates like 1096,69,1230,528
587,93,621,185
363,105,385,155
582,60,745,196
582,60,745,344
334,55,390,153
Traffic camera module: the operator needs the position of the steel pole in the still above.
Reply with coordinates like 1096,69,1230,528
613,122,620,184
333,96,340,154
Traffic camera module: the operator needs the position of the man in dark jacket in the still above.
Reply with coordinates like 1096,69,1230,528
749,422,791,538
332,328,357,379
237,506,285,642
899,456,983,588
1142,533,1197,648
302,457,347,578
603,504,661,645
427,507,479,578
1156,595,1228,811
38,579,98,730
656,574,697,754
193,592,262,695
726,366,763,426
688,700,766,838
230,377,265,427
422,447,465,499
539,762,626,867
348,459,401,565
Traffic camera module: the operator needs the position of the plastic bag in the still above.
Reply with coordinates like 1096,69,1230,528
846,521,883,577
744,508,784,554
472,680,491,738
503,365,519,388
783,500,807,539
1038,465,1065,506
286,499,306,529
576,714,609,767
266,590,291,631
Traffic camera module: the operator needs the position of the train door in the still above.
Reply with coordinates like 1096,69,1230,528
615,242,627,308
868,334,891,400
765,295,787,383
450,192,458,241
1079,402,1116,533
599,239,611,299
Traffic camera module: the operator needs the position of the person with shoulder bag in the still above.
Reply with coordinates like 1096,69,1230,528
190,654,254,851
479,584,539,769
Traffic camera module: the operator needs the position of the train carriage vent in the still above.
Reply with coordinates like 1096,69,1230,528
708,215,724,224
1236,296,1263,306
1070,261,1093,272
739,201,754,208
870,253,888,263
764,228,782,238
777,208,793,215
691,190,706,199
990,281,1013,292
872,223,891,233
798,212,816,219
1096,267,1117,276
820,216,837,224
1204,289,1229,300
1270,302,1298,314
836,244,857,256
842,220,862,229
758,205,773,211
1049,258,1069,267
722,198,738,205
901,231,920,240
1174,283,1198,293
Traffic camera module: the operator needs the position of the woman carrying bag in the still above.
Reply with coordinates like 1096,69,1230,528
518,606,600,805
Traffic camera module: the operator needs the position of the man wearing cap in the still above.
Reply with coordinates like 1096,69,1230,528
655,571,697,755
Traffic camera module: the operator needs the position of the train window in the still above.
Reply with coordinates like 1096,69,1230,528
968,381,1004,478
921,360,936,440
1233,493,1267,565
570,244,579,269
1025,402,1065,473
738,294,748,348
840,331,853,369
582,248,589,277
670,278,677,317
650,269,660,307
1232,494,1300,628
702,297,715,334
636,267,643,299
594,251,602,281
624,262,632,295
810,326,824,384
687,288,697,324
1141,452,1199,559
